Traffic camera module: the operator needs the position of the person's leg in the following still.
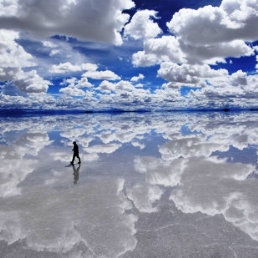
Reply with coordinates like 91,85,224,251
77,155,81,164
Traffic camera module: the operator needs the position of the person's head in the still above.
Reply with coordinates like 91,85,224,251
73,141,76,145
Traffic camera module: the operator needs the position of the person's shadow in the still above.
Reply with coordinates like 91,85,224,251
72,164,81,184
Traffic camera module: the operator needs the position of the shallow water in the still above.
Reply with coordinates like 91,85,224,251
0,112,258,257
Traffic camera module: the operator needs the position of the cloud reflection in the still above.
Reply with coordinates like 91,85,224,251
0,112,258,256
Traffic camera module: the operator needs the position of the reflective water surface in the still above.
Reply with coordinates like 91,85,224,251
0,112,258,257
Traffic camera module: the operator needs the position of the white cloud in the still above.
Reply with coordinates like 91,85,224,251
124,10,162,40
0,67,51,94
59,86,85,97
132,51,158,67
0,30,51,93
0,30,34,68
132,36,185,67
166,0,257,63
131,73,144,82
98,80,116,93
131,0,257,69
14,70,51,93
0,0,256,109
83,70,121,81
157,62,228,87
95,79,156,108
180,39,254,64
116,80,135,91
50,62,97,74
230,70,248,86
167,0,258,45
61,76,93,90
0,0,135,45
184,72,258,109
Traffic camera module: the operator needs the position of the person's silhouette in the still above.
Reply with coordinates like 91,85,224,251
72,163,80,184
71,141,81,165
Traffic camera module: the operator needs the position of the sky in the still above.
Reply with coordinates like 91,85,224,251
0,0,257,111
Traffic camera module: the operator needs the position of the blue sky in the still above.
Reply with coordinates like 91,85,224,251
0,0,257,110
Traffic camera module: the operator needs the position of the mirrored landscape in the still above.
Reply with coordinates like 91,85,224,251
0,112,258,257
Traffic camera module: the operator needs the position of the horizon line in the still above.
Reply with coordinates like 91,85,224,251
0,107,258,116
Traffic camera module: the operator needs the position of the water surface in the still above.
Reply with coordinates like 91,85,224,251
0,112,258,257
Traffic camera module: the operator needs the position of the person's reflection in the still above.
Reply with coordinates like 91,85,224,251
72,164,81,184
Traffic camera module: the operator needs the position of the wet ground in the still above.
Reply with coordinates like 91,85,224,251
0,112,258,257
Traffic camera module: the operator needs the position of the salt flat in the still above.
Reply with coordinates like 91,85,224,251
0,112,258,258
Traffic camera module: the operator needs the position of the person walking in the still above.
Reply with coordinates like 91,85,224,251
71,141,81,164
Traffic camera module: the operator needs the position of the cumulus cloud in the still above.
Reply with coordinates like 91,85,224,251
0,67,51,94
131,73,144,82
0,30,50,93
131,0,256,69
168,0,258,45
94,79,156,109
61,77,93,89
59,86,85,97
180,39,254,64
166,0,257,63
132,36,185,67
230,70,248,86
124,10,162,40
132,51,158,67
50,62,97,74
0,93,57,109
185,72,258,108
0,0,257,109
59,76,93,97
157,62,228,87
0,30,34,68
0,0,135,45
57,68,122,97
98,80,116,93
83,70,121,81
14,70,50,93
1,72,257,110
